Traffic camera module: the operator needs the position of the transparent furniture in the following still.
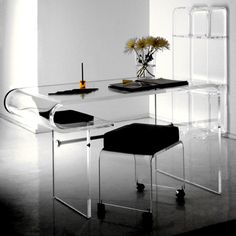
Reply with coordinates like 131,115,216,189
171,5,228,199
172,5,228,131
97,123,185,227
4,77,226,218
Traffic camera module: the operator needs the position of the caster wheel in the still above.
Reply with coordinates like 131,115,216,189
137,182,145,192
176,188,185,205
176,188,185,198
97,203,106,219
142,211,153,228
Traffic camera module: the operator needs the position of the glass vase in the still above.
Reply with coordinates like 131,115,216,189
135,53,156,78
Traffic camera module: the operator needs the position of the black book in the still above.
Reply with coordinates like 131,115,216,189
136,78,189,88
108,78,188,92
108,81,155,92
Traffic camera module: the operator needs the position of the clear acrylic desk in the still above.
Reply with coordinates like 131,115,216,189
4,77,227,219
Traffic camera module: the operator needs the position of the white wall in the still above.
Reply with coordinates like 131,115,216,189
150,0,236,135
38,0,150,84
0,0,38,120
37,0,150,121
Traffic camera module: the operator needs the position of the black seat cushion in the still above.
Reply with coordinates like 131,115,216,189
39,110,94,124
103,123,179,155
53,110,94,124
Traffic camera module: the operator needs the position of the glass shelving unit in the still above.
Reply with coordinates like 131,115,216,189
172,5,228,132
171,5,228,197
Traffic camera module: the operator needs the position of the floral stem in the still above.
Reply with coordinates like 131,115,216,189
137,64,155,78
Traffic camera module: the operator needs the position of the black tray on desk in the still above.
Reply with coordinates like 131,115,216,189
48,88,98,95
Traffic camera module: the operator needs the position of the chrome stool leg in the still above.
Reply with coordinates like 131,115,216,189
97,150,105,218
142,155,154,227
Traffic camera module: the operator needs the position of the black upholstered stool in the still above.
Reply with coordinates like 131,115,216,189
97,123,185,225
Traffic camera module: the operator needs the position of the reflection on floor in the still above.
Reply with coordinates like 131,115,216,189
0,117,236,236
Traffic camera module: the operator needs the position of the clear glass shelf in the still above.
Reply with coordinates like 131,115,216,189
173,6,228,40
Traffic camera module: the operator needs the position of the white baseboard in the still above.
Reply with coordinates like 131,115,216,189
222,132,236,140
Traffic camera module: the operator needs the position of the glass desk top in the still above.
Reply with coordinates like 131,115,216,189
15,77,225,104
5,77,226,131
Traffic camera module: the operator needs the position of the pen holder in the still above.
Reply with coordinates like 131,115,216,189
80,80,86,89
